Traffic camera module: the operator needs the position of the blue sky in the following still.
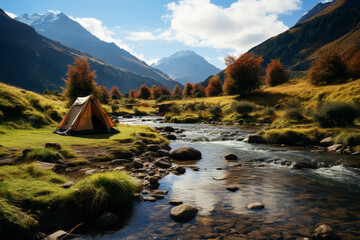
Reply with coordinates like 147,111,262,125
1,0,327,69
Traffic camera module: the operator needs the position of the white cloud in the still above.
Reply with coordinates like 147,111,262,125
5,11,17,18
126,0,301,53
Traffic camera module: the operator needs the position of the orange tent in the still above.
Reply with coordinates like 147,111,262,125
55,95,118,135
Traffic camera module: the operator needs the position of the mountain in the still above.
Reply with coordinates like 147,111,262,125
296,1,334,25
0,9,161,93
15,11,180,90
151,50,220,85
201,0,360,87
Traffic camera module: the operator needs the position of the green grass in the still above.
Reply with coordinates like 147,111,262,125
24,148,64,163
67,158,90,167
0,164,139,235
334,131,360,147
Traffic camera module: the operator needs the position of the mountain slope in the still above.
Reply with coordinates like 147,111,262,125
151,50,220,85
0,9,161,93
296,1,334,25
15,12,180,89
248,0,360,76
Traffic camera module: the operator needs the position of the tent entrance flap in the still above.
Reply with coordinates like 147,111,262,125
55,95,118,135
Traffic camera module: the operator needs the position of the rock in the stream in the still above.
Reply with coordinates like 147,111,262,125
150,193,165,199
169,200,183,206
143,196,157,202
170,204,198,222
226,186,239,192
244,134,265,144
320,137,334,147
96,212,119,229
312,224,337,240
133,159,144,169
160,143,171,150
174,166,186,174
46,230,68,240
166,134,177,140
290,161,318,169
155,157,172,168
149,176,160,189
327,144,343,152
147,144,162,152
157,149,169,157
170,147,202,160
224,153,238,160
247,202,265,209
45,143,62,150
163,126,175,132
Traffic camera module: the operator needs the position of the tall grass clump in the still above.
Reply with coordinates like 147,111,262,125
25,148,64,163
170,105,181,115
284,108,305,122
262,107,275,116
231,101,256,116
334,131,360,147
314,102,359,127
208,104,223,118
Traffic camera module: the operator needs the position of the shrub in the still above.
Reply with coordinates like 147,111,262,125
170,105,181,115
205,78,222,97
111,104,120,113
283,99,301,109
334,131,360,147
109,86,122,100
231,101,256,116
208,104,223,118
45,109,62,122
134,108,147,116
314,102,359,127
95,85,109,104
138,84,151,99
284,108,305,122
197,102,206,111
25,148,64,163
342,46,360,79
129,89,138,98
193,92,205,98
262,107,275,116
172,85,183,96
183,82,193,96
308,47,348,85
156,95,171,102
27,114,49,128
223,53,263,96
265,59,288,86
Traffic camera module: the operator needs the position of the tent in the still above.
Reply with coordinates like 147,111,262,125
55,95,118,135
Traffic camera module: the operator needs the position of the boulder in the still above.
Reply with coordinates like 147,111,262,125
133,159,144,169
290,161,318,170
175,166,186,174
157,149,169,157
224,153,237,160
226,186,239,192
320,137,334,147
147,144,162,152
170,204,198,222
245,134,265,144
312,224,336,240
247,202,264,209
150,193,165,199
149,176,160,189
155,157,172,169
170,147,202,160
169,200,183,206
327,144,343,152
142,151,160,159
160,143,171,150
164,126,175,132
166,134,177,140
96,212,119,229
133,140,146,147
45,143,61,150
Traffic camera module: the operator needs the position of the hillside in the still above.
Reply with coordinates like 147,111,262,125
15,12,179,90
296,1,334,25
0,9,164,93
151,50,220,85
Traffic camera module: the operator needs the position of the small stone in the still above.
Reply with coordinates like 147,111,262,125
45,143,61,150
175,166,186,174
245,134,265,144
256,163,265,167
155,157,172,168
312,224,335,240
226,186,239,192
163,126,175,132
320,137,334,147
96,212,119,229
169,200,183,206
133,159,144,169
157,149,169,157
154,190,169,195
150,194,165,199
247,202,264,209
170,147,202,160
111,159,130,165
327,144,343,152
147,144,162,152
143,196,157,202
290,161,318,169
160,143,171,150
166,134,177,140
60,181,74,189
142,190,150,195
224,153,238,160
170,204,198,222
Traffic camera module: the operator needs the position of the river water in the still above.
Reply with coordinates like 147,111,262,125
81,116,360,240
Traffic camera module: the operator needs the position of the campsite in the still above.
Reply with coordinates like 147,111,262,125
1,0,360,239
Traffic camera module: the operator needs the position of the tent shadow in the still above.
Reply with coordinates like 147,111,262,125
72,132,117,139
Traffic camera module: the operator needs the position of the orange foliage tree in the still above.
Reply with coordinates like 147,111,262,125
342,46,360,79
129,89,138,98
109,86,122,100
223,53,263,96
265,59,288,86
191,83,206,97
205,78,222,97
308,47,348,85
63,57,97,103
138,84,151,99
96,85,109,104
172,85,183,96
151,85,171,99
183,82,193,96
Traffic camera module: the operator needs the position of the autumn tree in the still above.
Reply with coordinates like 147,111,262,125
95,85,109,104
223,53,263,96
63,57,97,104
129,89,138,98
265,59,288,86
151,85,171,99
205,78,222,97
183,82,193,96
308,47,348,85
342,46,360,79
191,83,206,97
138,84,151,99
109,86,122,100
173,85,183,96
